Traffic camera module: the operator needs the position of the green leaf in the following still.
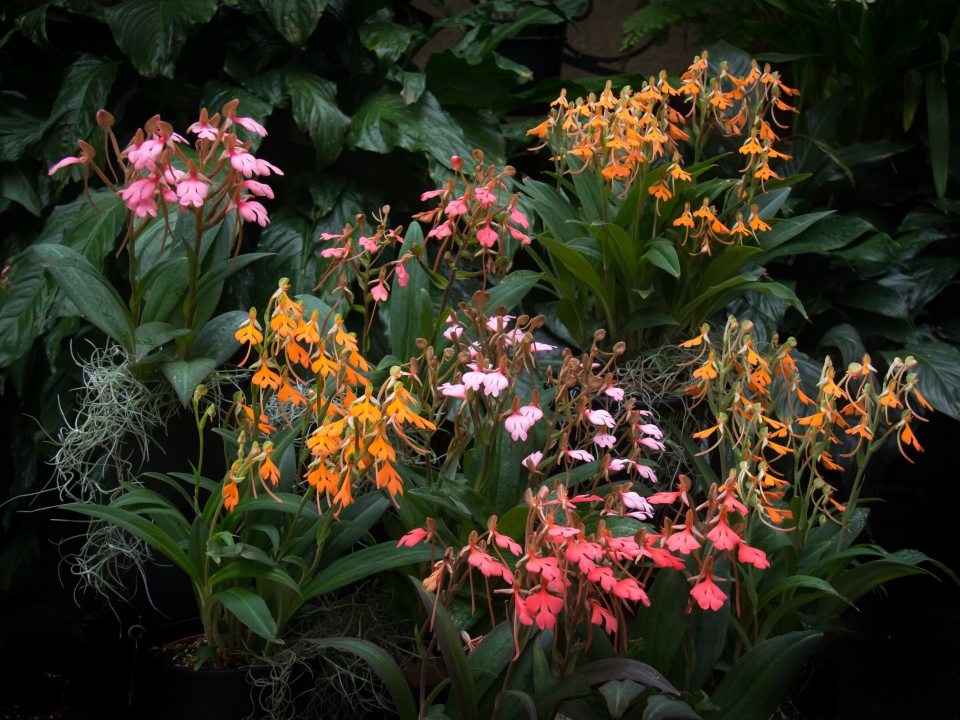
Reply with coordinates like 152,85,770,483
0,261,55,367
284,70,349,168
387,222,431,360
348,90,469,168
64,503,200,584
208,560,302,596
758,213,871,262
212,587,281,643
635,570,689,680
38,190,126,260
307,638,417,720
754,211,833,259
299,542,433,602
757,575,849,610
161,358,217,407
361,16,417,65
644,239,681,278
642,695,701,720
486,271,541,313
600,679,644,719
32,243,135,351
45,54,119,161
191,311,246,365
414,580,477,720
711,630,822,720
134,322,191,358
0,162,42,216
924,69,949,202
882,341,960,420
104,0,219,78
260,0,328,45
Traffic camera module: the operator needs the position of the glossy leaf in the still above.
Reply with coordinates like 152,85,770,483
486,271,542,314
284,70,349,168
600,679,644,719
161,358,217,407
387,222,431,360
882,342,960,420
642,695,702,720
45,54,118,161
299,542,433,602
924,69,949,202
259,0,328,45
191,311,246,365
32,243,135,351
212,587,281,643
104,0,219,78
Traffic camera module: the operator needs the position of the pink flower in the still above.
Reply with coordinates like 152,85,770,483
593,433,617,449
690,575,727,611
519,403,543,423
508,225,530,244
358,235,378,252
234,116,267,137
468,546,514,583
565,539,602,571
48,156,84,176
504,411,533,442
120,177,158,217
187,118,218,141
546,519,579,540
519,587,563,630
720,487,749,516
443,324,464,342
427,221,452,240
475,186,496,206
522,451,543,470
638,437,666,452
176,173,208,208
492,531,522,556
510,207,529,228
590,601,618,634
738,543,770,569
482,369,509,397
647,490,682,505
635,464,658,483
397,527,429,547
665,527,701,555
525,555,562,583
255,158,283,176
439,382,467,399
127,138,163,170
486,314,515,332
588,565,616,591
395,261,410,287
224,147,259,177
462,368,485,391
637,423,663,439
445,196,468,216
604,384,625,401
420,188,444,201
237,198,269,226
707,514,740,552
614,577,650,605
606,458,635,473
371,279,389,302
321,246,348,259
564,448,595,463
585,408,616,428
620,491,653,521
242,179,274,199
476,223,498,247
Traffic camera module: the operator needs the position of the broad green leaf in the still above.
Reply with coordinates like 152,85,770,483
758,213,872,262
284,70,349,168
757,575,849,610
45,54,118,161
0,260,55,367
711,630,822,720
161,358,217,407
134,321,191,358
259,0,328,45
360,15,417,64
635,570,689,681
600,679,644,719
924,69,949,202
212,586,281,643
642,695,701,720
36,190,125,260
32,243,135,351
299,542,433,602
307,638,417,720
208,560,302,596
644,239,681,278
465,622,514,709
0,101,47,162
754,211,833,259
0,163,42,216
191,311,246,365
64,503,200,583
104,0,219,78
486,271,541,313
387,223,431,360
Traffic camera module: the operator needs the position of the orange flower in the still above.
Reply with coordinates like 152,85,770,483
222,481,239,512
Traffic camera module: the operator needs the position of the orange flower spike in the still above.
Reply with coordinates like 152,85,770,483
222,481,240,512
899,421,924,457
251,356,282,390
748,206,771,233
295,309,321,346
648,182,672,202
730,213,751,238
259,443,281,486
693,198,716,223
235,308,264,363
673,203,695,229
376,462,404,499
693,351,719,382
351,385,383,424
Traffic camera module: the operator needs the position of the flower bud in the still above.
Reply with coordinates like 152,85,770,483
96,109,115,129
451,155,464,170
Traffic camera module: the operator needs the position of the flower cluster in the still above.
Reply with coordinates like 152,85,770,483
230,279,435,513
50,99,281,239
681,318,932,528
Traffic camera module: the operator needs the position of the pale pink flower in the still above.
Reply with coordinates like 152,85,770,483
606,458,635,473
510,207,529,228
321,246,348,259
522,451,543,470
420,188,444,201
690,575,727,611
604,384,625,401
482,369,509,397
176,173,208,208
48,156,84,175
234,116,267,137
585,408,616,428
242,179,274,199
564,448,595,463
187,118,218,141
508,225,530,244
462,368,486,391
620,491,653,521
395,261,410,287
485,314,514,332
127,138,163,170
476,223,498,247
530,341,556,352
358,235,378,252
637,423,663,439
519,403,543,422
504,411,533,442
224,147,259,177
638,437,666,452
443,323,464,342
370,279,389,302
120,177,158,217
237,198,269,226
439,382,467,399
593,433,617,448
255,158,283,176
475,185,496,206
635,464,658,483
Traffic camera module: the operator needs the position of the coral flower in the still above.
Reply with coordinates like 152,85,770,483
237,198,269,226
690,575,727,611
477,223,498,247
737,543,770,569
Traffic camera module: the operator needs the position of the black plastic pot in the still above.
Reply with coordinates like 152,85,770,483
131,620,268,720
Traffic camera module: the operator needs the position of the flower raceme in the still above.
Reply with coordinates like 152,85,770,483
49,100,281,248
227,279,434,514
